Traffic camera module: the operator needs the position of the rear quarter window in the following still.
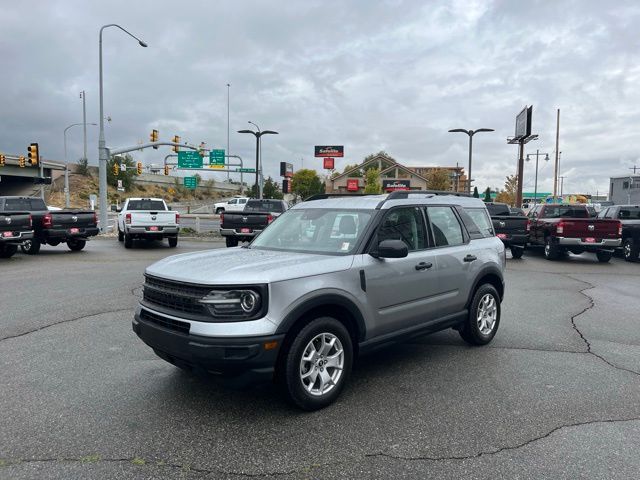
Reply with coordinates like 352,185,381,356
463,207,494,238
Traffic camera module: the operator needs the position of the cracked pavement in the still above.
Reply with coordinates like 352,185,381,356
1,240,639,479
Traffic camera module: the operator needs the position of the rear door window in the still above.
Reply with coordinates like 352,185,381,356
427,206,464,247
619,207,640,219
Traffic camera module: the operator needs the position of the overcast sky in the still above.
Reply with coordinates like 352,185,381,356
2,0,639,195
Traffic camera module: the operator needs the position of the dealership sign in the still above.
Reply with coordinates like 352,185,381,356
280,162,294,178
323,158,335,170
346,179,359,191
382,179,411,192
315,145,344,157
515,105,532,140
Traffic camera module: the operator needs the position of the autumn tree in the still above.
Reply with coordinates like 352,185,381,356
494,174,518,205
425,168,451,191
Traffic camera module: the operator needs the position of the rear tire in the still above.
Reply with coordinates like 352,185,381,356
544,237,560,260
0,244,18,258
168,237,178,248
118,229,124,242
216,208,224,215
623,238,639,262
67,239,86,251
596,250,612,263
225,237,238,248
510,246,524,259
459,284,501,346
124,234,133,249
20,239,41,255
278,317,353,411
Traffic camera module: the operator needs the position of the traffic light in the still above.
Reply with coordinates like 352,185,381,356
19,156,26,168
136,162,143,175
113,163,120,176
150,129,159,149
172,135,180,153
27,142,39,166
164,165,170,176
0,154,5,166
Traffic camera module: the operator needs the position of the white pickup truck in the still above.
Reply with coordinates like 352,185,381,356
117,198,180,249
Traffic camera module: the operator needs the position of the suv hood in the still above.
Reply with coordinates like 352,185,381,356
145,247,354,285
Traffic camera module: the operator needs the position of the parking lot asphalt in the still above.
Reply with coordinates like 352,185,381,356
1,240,639,479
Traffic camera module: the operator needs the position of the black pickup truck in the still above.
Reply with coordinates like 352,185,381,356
485,202,530,259
598,205,640,262
0,197,99,254
220,199,288,247
0,212,33,258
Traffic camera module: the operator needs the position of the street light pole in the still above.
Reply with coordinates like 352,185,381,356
526,150,549,205
238,123,278,200
64,122,97,208
226,83,231,181
448,128,494,195
80,91,87,165
98,24,147,232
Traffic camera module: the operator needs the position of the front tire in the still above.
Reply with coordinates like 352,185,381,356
459,284,501,346
623,238,639,262
0,244,18,258
168,237,178,248
225,237,238,248
596,250,612,263
67,239,86,251
510,246,524,259
544,237,560,260
20,239,41,255
279,317,353,411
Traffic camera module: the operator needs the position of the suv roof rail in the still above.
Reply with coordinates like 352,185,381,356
385,190,471,200
305,193,373,201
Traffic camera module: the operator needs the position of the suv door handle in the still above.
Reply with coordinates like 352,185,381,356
463,254,477,262
415,262,433,271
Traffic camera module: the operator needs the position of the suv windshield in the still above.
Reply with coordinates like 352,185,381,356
127,200,165,211
251,208,373,254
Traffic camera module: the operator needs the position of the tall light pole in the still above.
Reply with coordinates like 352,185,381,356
98,24,147,232
64,122,97,208
526,150,549,205
80,91,88,165
238,122,278,199
226,83,231,181
448,128,494,195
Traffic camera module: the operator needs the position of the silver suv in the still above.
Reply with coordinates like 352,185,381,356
133,192,505,410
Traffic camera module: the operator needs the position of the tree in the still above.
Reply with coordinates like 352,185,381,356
77,157,90,176
342,164,362,177
291,169,324,200
363,168,382,194
425,168,451,191
107,154,137,191
483,187,492,202
473,186,479,198
262,177,284,199
494,174,518,205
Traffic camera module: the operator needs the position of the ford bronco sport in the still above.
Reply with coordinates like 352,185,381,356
133,191,506,410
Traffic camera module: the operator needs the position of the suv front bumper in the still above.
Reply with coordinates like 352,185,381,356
133,306,284,386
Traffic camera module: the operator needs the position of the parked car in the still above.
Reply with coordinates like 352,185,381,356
0,196,98,254
510,207,526,216
528,203,622,262
598,205,640,262
214,197,249,215
220,199,288,247
133,191,505,410
117,198,180,249
0,211,33,258
485,202,530,259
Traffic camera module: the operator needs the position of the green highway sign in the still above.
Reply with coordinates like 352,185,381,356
208,149,225,169
178,150,203,168
183,176,198,189
237,168,256,173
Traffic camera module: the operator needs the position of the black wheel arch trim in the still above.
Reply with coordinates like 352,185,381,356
467,265,504,307
276,294,367,342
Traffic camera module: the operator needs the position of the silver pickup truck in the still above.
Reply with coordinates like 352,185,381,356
117,198,179,249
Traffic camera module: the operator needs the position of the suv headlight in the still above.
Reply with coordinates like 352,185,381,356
198,287,267,321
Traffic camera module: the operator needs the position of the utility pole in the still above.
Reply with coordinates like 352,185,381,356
81,91,87,165
630,165,639,174
226,83,230,181
553,109,560,200
559,176,566,197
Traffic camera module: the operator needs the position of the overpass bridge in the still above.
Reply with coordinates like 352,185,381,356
0,154,65,196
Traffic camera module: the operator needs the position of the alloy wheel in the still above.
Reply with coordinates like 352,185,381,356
477,293,497,335
299,333,344,397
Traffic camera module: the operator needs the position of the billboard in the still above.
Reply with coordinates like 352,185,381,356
382,179,411,192
280,162,294,178
515,106,532,140
346,179,360,191
323,158,335,170
315,145,344,157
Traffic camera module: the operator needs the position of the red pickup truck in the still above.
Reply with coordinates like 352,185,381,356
528,204,621,262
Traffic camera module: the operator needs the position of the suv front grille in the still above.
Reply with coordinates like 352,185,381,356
143,275,211,317
140,309,190,334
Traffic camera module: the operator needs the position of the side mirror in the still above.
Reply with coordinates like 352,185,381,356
373,239,408,259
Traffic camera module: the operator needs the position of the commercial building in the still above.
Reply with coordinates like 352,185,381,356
609,175,640,205
327,152,468,193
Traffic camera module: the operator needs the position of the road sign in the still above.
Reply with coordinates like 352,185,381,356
178,150,203,168
120,163,126,172
208,149,225,169
117,179,124,192
184,176,198,189
237,168,256,173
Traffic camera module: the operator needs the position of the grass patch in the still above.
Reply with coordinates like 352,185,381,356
131,457,146,466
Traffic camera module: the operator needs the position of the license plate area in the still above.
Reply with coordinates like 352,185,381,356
240,228,252,233
149,226,159,231
497,233,507,239
69,228,80,234
584,237,597,243
2,231,14,238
